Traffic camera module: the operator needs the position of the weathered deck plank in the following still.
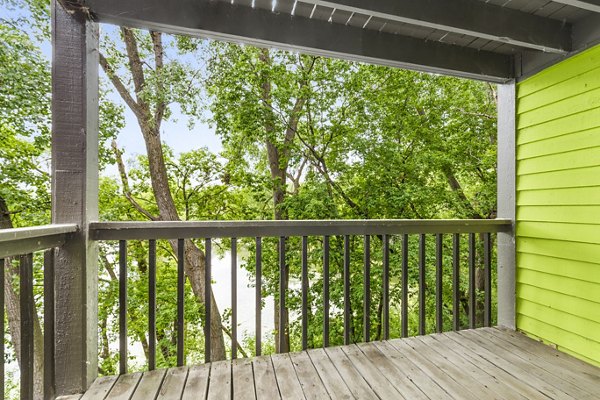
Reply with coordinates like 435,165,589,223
460,329,582,399
82,328,600,400
323,346,378,400
252,355,280,400
207,360,232,400
417,334,518,400
130,369,166,400
80,376,118,400
341,344,405,399
356,342,428,399
288,351,329,399
156,366,188,400
482,327,600,394
306,348,354,400
446,330,575,400
270,353,304,399
106,372,142,400
232,358,256,400
372,340,451,399
429,333,549,399
182,364,210,400
388,338,479,400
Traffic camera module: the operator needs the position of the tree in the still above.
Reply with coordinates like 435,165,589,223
98,27,228,360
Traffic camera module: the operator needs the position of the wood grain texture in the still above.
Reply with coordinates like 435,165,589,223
76,329,600,399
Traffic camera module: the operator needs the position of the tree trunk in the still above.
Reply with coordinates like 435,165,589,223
259,49,291,353
1,197,45,399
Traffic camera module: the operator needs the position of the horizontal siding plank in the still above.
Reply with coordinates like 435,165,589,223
517,46,600,98
517,237,600,265
517,107,600,145
517,314,600,365
518,283,600,323
517,268,600,303
517,86,600,130
518,65,600,113
517,205,600,224
517,221,600,245
517,298,600,343
517,146,600,175
517,187,600,206
517,127,600,160
517,166,600,190
517,252,600,283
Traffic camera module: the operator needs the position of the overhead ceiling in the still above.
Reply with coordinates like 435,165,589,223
78,0,600,82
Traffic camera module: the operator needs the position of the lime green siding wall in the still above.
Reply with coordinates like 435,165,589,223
516,44,600,366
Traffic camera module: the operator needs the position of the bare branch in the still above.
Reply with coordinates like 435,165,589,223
111,140,159,221
99,52,145,121
150,31,167,130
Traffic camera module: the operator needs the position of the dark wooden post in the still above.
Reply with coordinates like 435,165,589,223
51,0,99,394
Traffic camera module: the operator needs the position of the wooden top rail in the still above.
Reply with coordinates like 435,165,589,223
0,224,78,258
89,219,512,240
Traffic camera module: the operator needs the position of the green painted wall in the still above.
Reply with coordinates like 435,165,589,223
516,44,600,366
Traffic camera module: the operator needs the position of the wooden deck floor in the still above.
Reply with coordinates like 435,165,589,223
60,327,600,399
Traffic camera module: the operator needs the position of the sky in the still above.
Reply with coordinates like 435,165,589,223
1,4,224,177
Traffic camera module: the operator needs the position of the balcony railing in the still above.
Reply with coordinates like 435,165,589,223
89,219,511,371
0,224,78,400
0,219,511,399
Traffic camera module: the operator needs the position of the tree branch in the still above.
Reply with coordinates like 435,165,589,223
150,31,167,131
99,52,145,121
111,140,158,221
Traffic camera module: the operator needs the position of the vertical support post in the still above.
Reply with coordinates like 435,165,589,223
497,82,516,330
278,236,287,353
0,259,4,400
203,239,210,364
51,0,99,393
255,237,262,356
231,238,237,360
119,241,128,375
323,236,330,348
343,236,351,345
148,240,156,371
301,236,308,351
20,254,34,400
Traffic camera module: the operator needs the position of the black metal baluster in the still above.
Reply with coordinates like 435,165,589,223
363,235,371,343
204,239,211,363
44,250,55,400
484,233,492,327
436,234,443,334
278,236,287,353
344,235,351,345
177,239,185,366
453,234,460,331
302,236,308,351
231,238,238,360
419,234,426,336
119,241,127,375
323,235,330,348
148,240,156,371
469,233,476,329
0,258,4,400
21,254,34,399
255,237,262,356
382,234,390,340
401,234,409,338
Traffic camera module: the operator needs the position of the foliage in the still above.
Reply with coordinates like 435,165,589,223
1,4,499,384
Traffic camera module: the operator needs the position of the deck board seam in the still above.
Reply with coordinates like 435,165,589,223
447,331,572,400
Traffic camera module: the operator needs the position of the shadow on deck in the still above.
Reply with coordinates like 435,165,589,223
59,327,600,399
